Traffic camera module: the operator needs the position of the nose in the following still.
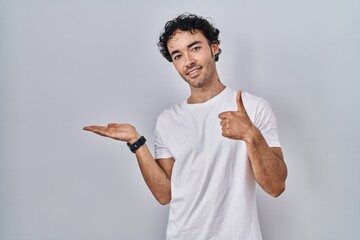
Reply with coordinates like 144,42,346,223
184,53,195,68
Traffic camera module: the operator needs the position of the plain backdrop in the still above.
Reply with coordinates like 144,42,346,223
1,0,359,239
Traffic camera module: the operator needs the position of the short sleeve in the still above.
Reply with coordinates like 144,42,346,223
254,98,281,148
153,120,174,160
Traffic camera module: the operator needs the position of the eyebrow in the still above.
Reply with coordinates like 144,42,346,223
170,40,203,57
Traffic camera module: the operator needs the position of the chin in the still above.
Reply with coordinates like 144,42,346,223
190,81,206,88
182,75,206,88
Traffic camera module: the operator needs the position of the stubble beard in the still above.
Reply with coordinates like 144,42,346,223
181,58,217,89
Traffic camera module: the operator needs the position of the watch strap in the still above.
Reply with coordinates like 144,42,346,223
127,136,146,153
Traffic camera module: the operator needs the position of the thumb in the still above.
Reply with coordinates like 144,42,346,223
236,90,245,112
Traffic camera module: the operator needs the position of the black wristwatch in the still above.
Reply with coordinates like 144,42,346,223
127,136,146,153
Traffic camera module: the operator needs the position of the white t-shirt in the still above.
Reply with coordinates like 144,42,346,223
154,87,281,240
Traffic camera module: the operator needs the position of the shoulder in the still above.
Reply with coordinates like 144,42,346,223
226,88,265,110
242,91,263,105
228,88,270,109
226,87,263,103
240,91,277,128
227,88,272,120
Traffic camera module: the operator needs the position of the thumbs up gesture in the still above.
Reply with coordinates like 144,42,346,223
218,90,256,142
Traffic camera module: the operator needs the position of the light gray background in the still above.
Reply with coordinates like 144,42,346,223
1,0,359,239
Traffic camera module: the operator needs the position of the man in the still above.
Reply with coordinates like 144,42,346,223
84,13,287,240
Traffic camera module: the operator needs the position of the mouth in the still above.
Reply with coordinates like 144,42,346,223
186,66,202,76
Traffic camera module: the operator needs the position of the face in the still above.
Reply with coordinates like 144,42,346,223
167,30,219,89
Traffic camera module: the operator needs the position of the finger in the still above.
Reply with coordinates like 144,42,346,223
92,130,108,137
83,125,107,134
90,127,113,137
219,119,229,126
221,127,229,137
236,90,246,112
83,125,103,131
218,111,231,119
107,123,120,128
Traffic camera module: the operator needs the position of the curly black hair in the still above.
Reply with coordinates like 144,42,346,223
158,13,222,62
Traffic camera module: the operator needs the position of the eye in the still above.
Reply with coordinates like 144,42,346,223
191,46,201,52
173,54,182,61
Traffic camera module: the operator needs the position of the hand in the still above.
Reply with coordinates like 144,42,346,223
83,123,141,144
218,90,257,142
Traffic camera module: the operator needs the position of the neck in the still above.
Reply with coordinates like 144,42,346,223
187,77,226,104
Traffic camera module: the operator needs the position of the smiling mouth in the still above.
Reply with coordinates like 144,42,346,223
186,66,202,76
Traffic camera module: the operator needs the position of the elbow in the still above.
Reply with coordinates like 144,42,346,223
156,194,171,205
269,182,286,198
158,198,170,205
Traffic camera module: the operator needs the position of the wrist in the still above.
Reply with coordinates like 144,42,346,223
127,136,146,153
244,125,261,145
128,133,141,144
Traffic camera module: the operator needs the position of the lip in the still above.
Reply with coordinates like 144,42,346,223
186,66,202,76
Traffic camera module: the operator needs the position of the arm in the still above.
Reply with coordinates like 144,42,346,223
83,123,174,204
218,91,287,197
245,128,287,197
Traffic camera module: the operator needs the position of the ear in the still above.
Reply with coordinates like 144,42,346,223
211,41,219,55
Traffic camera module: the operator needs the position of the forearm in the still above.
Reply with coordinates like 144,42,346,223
134,144,171,205
246,127,287,197
83,123,171,203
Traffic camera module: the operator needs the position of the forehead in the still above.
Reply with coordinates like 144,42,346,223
167,30,207,51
